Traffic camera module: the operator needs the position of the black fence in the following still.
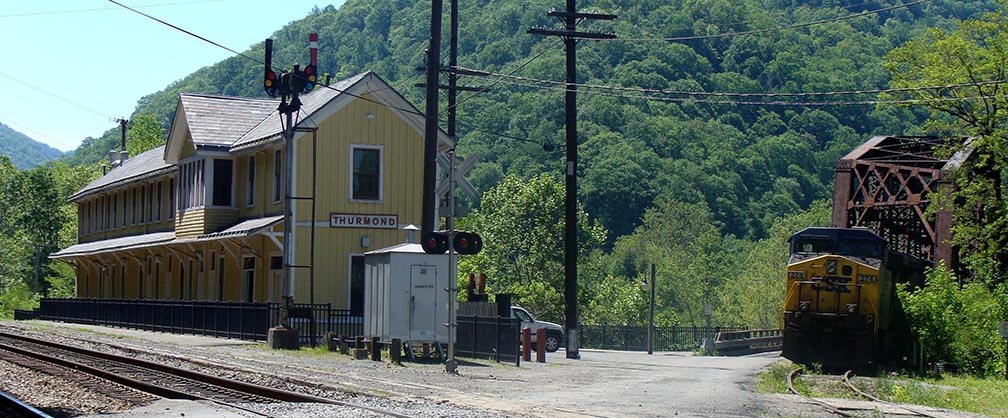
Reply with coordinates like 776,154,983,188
39,298,274,341
455,314,521,365
283,303,363,345
580,324,748,352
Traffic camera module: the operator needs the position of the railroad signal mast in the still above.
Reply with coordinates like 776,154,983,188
263,33,319,349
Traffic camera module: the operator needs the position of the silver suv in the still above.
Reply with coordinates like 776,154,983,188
511,306,564,352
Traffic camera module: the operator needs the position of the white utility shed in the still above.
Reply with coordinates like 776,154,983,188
363,243,452,344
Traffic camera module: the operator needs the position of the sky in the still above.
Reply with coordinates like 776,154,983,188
0,0,345,152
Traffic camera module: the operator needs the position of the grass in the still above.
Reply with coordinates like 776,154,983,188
756,360,1008,417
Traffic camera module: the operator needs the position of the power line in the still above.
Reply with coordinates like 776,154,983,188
468,72,1008,107
604,0,931,43
0,0,223,18
0,70,114,121
452,65,1007,99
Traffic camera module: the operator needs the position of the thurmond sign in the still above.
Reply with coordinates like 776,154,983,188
329,213,398,229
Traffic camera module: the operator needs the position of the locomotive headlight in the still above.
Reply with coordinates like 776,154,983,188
846,303,858,314
857,274,877,283
799,301,810,311
827,260,837,274
865,314,874,324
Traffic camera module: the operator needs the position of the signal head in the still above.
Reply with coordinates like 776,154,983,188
421,231,449,254
264,70,278,97
303,65,317,92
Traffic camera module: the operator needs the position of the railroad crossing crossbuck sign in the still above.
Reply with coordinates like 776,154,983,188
435,153,478,199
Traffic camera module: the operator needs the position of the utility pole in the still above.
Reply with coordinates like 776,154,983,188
529,1,615,360
421,0,444,253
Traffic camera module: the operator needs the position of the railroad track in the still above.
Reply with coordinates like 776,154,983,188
0,331,414,417
788,367,949,418
0,389,51,418
841,370,943,418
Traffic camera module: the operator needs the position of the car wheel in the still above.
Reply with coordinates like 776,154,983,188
544,333,561,352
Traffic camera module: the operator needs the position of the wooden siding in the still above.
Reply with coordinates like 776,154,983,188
291,92,425,307
175,208,205,239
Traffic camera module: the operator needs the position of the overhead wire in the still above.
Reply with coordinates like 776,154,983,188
0,0,223,18
604,0,932,43
451,65,1007,100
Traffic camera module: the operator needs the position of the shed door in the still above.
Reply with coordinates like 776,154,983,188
409,264,437,341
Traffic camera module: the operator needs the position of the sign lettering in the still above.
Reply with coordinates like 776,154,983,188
329,213,398,229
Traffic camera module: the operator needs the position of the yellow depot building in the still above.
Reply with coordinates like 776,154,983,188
52,72,451,315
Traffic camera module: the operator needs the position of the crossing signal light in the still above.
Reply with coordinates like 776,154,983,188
453,231,483,255
421,231,449,254
303,65,317,92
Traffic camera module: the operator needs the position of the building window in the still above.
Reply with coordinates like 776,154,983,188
112,193,118,229
156,181,162,222
140,185,146,225
131,187,137,225
148,182,155,222
273,149,282,203
168,178,175,219
247,156,255,207
351,146,381,201
212,159,233,207
350,255,365,315
121,190,127,226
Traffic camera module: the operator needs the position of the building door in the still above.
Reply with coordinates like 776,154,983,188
268,255,282,303
217,256,225,301
409,264,436,341
242,257,255,302
350,255,365,316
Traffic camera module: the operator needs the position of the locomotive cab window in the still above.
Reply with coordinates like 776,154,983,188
838,238,881,259
794,236,833,254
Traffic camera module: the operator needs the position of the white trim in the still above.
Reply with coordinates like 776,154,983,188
348,144,384,203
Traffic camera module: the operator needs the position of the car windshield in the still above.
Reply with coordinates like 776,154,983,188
512,308,533,322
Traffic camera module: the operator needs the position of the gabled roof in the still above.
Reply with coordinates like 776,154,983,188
179,94,278,146
69,146,173,202
231,71,453,152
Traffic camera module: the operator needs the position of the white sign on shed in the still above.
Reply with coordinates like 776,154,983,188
363,243,452,345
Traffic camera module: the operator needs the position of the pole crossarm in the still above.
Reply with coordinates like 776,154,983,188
527,27,616,39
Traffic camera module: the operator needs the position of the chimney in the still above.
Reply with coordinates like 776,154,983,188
109,150,120,167
120,150,129,164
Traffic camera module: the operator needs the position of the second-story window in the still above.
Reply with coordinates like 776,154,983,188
131,187,137,225
140,185,146,225
121,190,127,226
212,159,233,207
273,149,282,203
148,182,155,223
156,181,162,222
112,193,118,229
168,178,175,219
351,145,382,201
247,156,255,207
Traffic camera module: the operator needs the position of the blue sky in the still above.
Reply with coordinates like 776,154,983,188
0,0,344,152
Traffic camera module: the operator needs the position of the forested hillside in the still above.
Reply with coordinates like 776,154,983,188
0,123,63,169
65,0,997,242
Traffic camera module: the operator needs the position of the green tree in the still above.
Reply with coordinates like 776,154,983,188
715,200,831,328
126,114,167,157
457,174,606,322
885,9,1008,287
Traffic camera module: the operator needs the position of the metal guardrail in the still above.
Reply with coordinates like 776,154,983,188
713,328,782,356
580,324,748,351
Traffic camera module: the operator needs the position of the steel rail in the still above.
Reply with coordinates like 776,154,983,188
786,367,858,417
0,389,51,418
0,331,415,418
842,370,941,418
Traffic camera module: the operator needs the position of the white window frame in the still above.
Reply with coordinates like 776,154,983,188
348,144,384,203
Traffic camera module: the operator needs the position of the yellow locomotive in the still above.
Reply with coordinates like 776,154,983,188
782,227,926,368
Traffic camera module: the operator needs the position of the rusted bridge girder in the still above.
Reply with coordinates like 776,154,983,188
831,136,973,266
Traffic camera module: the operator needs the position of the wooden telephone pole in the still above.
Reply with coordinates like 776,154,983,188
529,1,615,359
